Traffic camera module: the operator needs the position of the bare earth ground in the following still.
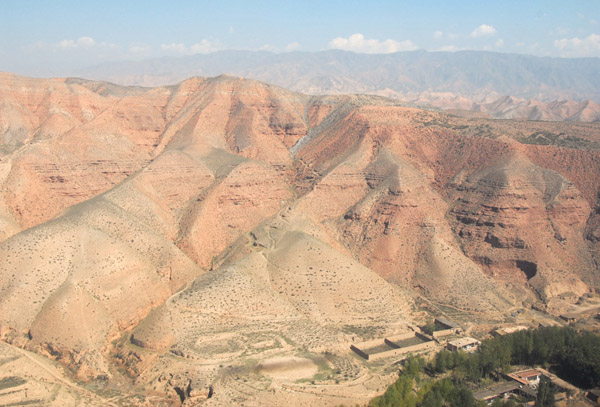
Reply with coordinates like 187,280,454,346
1,73,600,405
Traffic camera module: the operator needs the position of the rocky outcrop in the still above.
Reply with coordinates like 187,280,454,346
448,155,593,300
1,73,600,404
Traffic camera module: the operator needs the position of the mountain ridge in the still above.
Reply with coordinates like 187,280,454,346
75,50,600,122
1,73,600,405
78,50,600,101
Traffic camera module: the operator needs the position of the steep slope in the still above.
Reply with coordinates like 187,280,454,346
0,73,162,235
0,194,202,379
125,209,412,405
1,73,600,405
448,154,593,304
0,74,310,239
293,106,519,314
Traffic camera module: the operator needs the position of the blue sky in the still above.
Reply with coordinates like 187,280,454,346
1,0,599,76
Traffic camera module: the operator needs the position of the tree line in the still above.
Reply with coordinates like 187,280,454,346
369,325,600,407
369,354,479,407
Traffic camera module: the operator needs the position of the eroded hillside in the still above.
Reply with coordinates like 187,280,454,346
1,73,599,406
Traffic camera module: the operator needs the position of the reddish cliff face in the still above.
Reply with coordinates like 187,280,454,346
0,74,311,234
0,74,164,232
448,155,593,299
292,103,600,305
1,73,600,391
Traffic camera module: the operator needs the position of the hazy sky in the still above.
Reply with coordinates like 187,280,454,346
2,0,599,76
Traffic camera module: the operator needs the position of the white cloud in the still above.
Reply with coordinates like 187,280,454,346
161,42,187,54
495,39,504,47
328,33,417,54
471,24,497,38
554,33,600,56
160,40,217,55
57,36,95,49
25,37,118,55
259,44,277,52
189,39,216,54
286,42,301,51
77,36,95,48
439,45,458,52
432,31,458,41
98,41,118,50
58,39,76,49
129,43,151,54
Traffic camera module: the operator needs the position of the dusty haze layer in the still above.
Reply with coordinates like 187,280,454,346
78,50,600,122
0,72,600,405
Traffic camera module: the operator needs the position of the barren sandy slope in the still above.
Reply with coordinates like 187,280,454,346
1,73,600,405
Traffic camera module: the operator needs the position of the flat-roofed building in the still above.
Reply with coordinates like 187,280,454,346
507,368,543,387
560,313,577,322
491,325,528,337
447,337,480,352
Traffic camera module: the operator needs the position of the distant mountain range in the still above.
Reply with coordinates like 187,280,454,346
77,50,600,121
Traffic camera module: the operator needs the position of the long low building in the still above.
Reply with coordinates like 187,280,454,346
491,326,528,337
433,317,462,336
351,332,435,360
536,367,580,396
474,382,520,403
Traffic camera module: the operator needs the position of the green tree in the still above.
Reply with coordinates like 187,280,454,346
535,377,556,407
405,355,425,379
465,353,482,382
434,350,452,373
370,368,417,407
479,339,511,378
448,386,477,407
420,389,443,407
